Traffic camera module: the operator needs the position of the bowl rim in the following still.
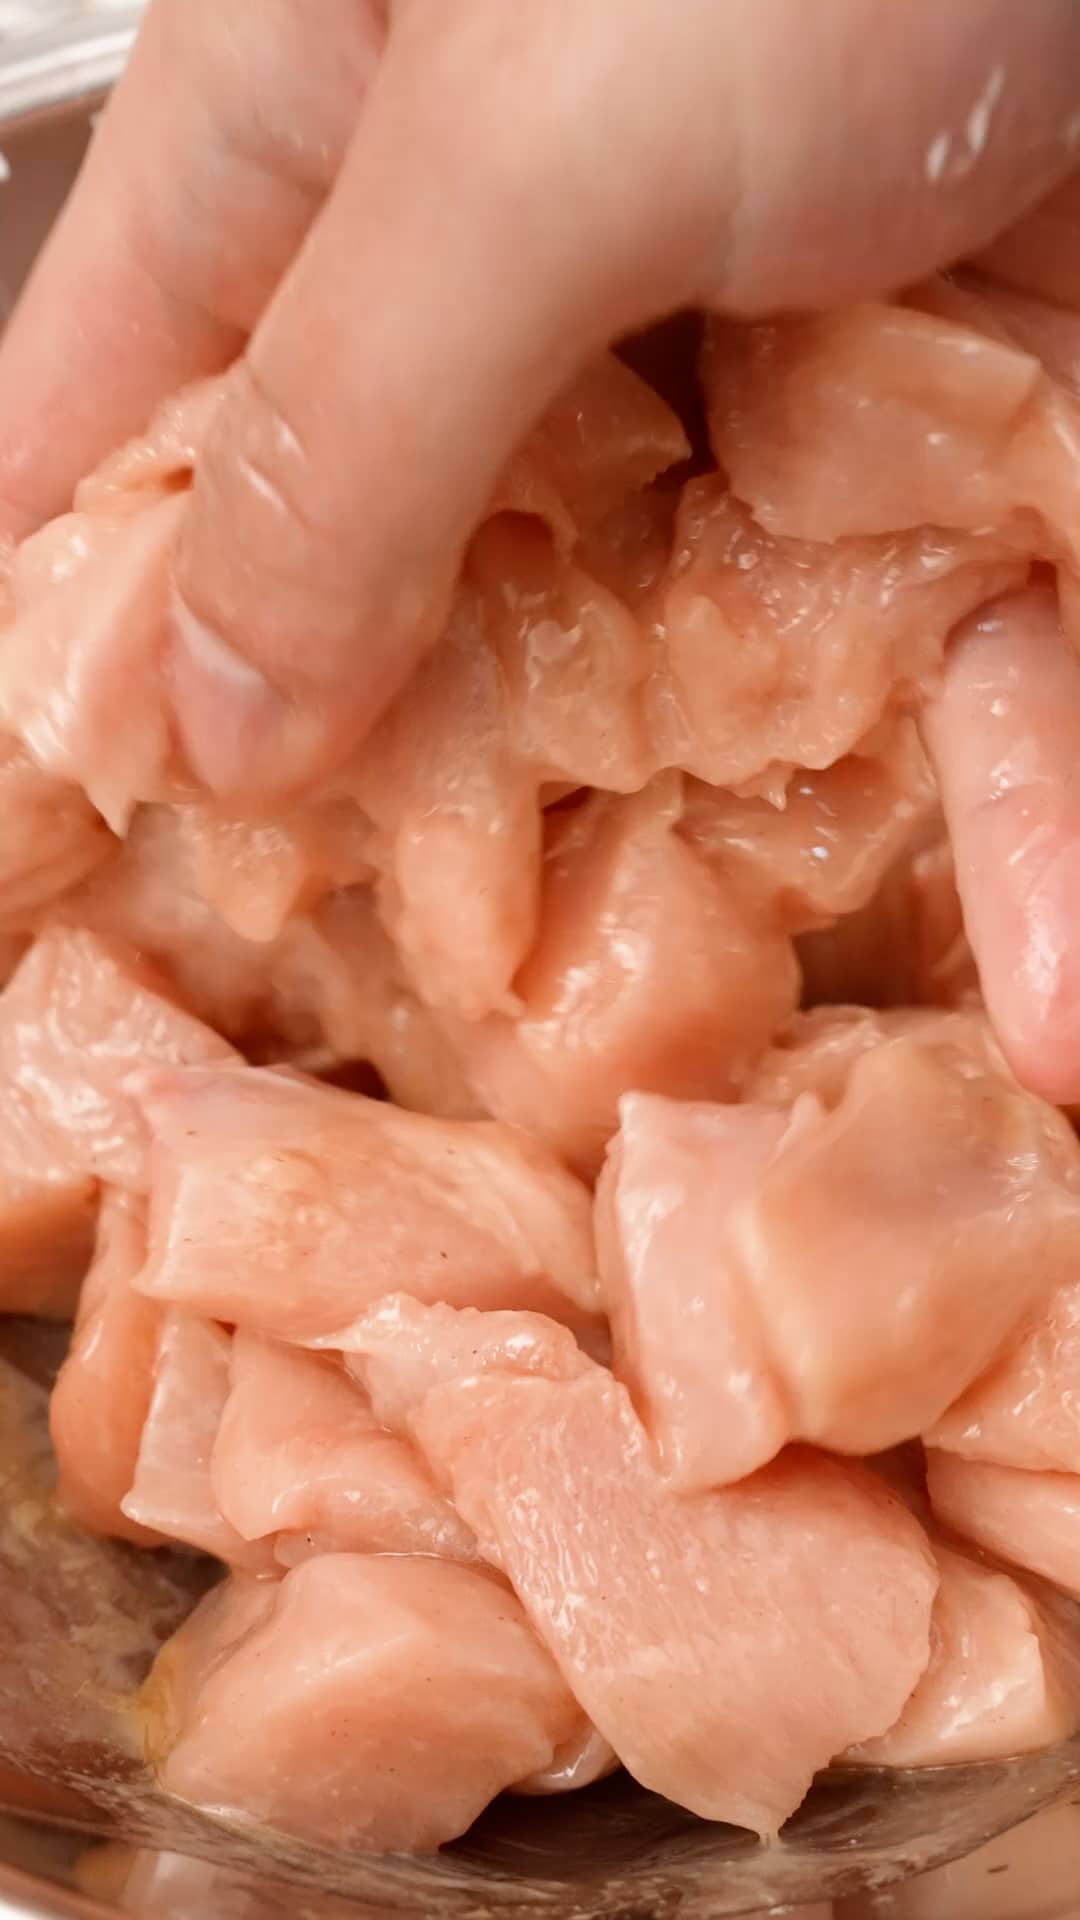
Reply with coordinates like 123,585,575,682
0,11,139,126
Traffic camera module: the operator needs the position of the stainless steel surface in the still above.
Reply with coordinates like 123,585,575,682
2,15,1080,1919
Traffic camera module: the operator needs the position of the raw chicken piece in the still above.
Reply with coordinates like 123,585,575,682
927,1453,1080,1601
928,1274,1080,1473
54,816,477,1111
850,1543,1080,1767
0,928,233,1313
267,889,483,1115
152,798,374,946
702,303,1080,563
0,380,224,828
122,1314,273,1570
0,740,111,928
798,828,978,1012
515,1723,617,1796
650,478,1023,790
748,1004,1004,1107
134,1064,599,1337
350,582,541,1021
406,1354,936,1835
147,1555,587,1851
0,497,182,831
352,523,657,1024
598,1034,1080,1489
596,1093,795,1486
211,1333,475,1564
327,1293,591,1433
495,349,689,539
49,1193,162,1545
679,722,934,932
443,777,798,1177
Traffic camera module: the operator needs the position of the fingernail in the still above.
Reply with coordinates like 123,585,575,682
167,591,324,799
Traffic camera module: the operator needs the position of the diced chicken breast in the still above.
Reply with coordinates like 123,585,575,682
133,1064,599,1336
147,1555,586,1851
325,1292,591,1433
0,929,233,1312
0,740,111,928
798,828,978,1013
598,1036,1080,1488
122,1314,273,1571
747,1003,1007,1107
927,1453,1080,1601
929,1275,1080,1473
702,302,1080,562
679,722,935,933
407,1357,936,1836
850,1543,1080,1767
211,1333,475,1564
0,494,184,831
49,1192,161,1544
651,479,1023,791
445,778,798,1177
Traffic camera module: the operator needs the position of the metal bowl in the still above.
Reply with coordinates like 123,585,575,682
3,17,1080,1918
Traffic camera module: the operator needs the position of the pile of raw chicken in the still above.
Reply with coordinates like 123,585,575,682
5,277,1080,1856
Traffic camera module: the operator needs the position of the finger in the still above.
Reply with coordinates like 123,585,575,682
923,583,1080,1105
0,0,380,538
169,0,1080,800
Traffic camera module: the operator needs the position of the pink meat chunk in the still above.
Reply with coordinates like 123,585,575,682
133,1064,599,1337
651,477,1023,792
928,1273,1080,1473
0,928,234,1313
406,1356,936,1836
147,1555,586,1851
49,1191,162,1544
122,1314,274,1571
211,1332,476,1565
927,1452,1080,1601
445,777,798,1177
52,815,474,1108
597,1033,1080,1489
327,1293,592,1433
702,301,1080,562
0,739,112,927
678,721,934,932
850,1542,1080,1767
0,379,223,829
748,1003,1004,1107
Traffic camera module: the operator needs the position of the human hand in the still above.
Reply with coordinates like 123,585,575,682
2,0,1079,802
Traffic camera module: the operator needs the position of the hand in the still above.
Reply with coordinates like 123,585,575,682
2,0,1079,802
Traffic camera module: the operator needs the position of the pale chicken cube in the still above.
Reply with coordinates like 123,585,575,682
702,302,1080,561
850,1543,1080,1767
133,1063,599,1337
49,1192,161,1544
407,1360,937,1837
211,1332,475,1565
597,1033,1080,1489
146,1555,587,1851
444,777,798,1177
927,1452,1080,1601
122,1314,274,1571
928,1272,1080,1473
651,478,1023,792
678,722,935,933
0,928,233,1313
